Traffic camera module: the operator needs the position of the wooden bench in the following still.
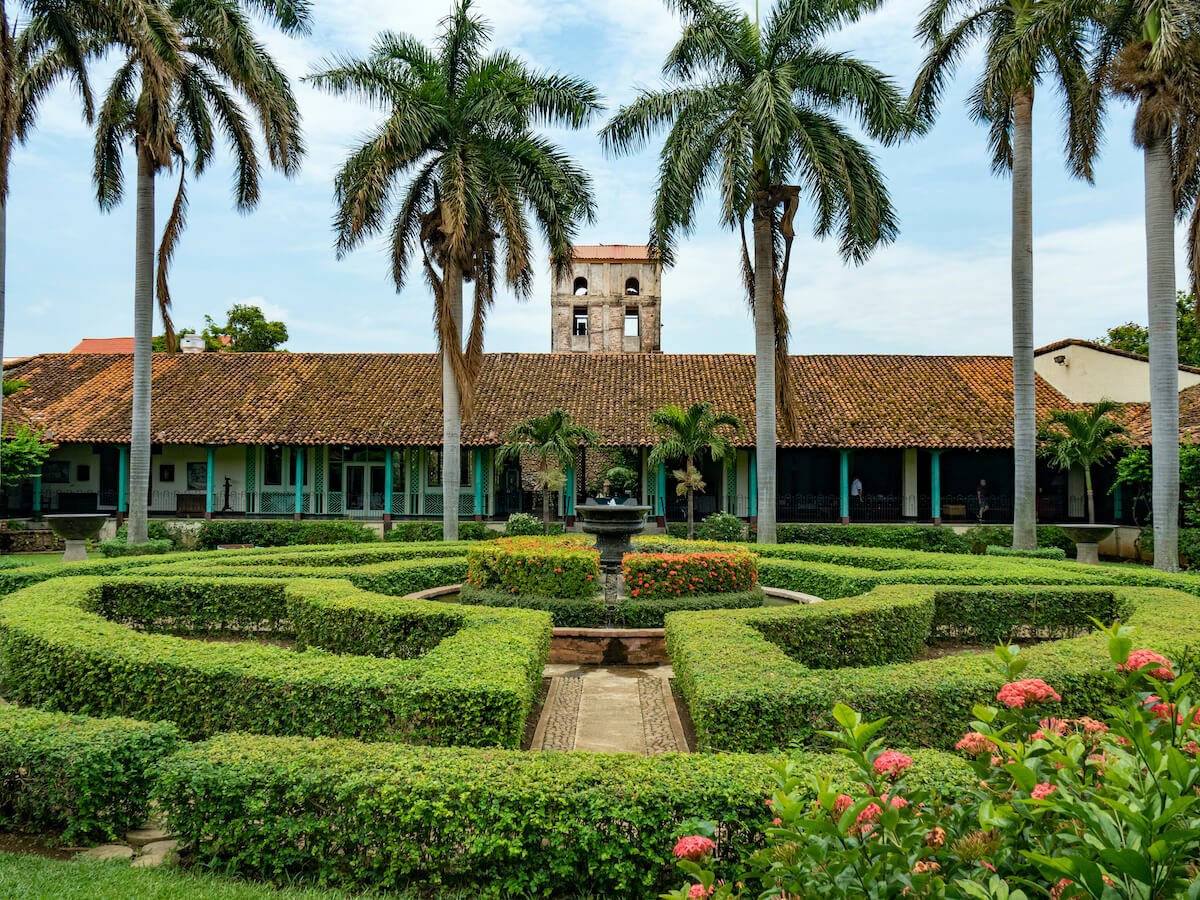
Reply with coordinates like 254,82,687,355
942,503,968,520
175,494,207,517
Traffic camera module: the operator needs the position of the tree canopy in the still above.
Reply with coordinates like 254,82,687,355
1095,292,1200,366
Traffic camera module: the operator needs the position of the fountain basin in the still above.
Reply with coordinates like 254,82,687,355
576,500,652,620
44,513,108,563
1060,525,1116,565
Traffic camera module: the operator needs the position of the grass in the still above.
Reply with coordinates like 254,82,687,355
1,552,91,566
0,852,405,899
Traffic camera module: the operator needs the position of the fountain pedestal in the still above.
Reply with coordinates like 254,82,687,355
576,499,651,622
44,514,109,563
1060,524,1116,565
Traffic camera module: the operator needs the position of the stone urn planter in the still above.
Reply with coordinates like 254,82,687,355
44,514,108,563
1061,524,1116,566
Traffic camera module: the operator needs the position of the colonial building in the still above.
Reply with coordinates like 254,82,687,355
1,248,1189,527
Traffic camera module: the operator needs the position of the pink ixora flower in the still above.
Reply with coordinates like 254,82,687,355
1031,783,1057,800
996,678,1062,709
873,750,914,780
956,731,995,755
687,884,713,899
673,836,716,862
832,794,855,816
1119,649,1175,681
1050,878,1075,900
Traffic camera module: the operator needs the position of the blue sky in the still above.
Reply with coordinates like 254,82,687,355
6,0,1182,358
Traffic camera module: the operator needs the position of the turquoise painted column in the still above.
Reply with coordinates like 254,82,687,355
931,450,943,524
1112,480,1122,521
30,465,42,515
205,447,215,517
118,445,129,515
384,448,394,518
748,450,758,518
474,450,484,518
293,447,304,518
839,450,850,523
656,463,667,518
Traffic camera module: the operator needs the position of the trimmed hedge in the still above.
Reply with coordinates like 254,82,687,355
458,583,768,628
195,520,378,550
0,576,549,747
0,705,179,842
96,538,173,557
155,732,972,898
961,523,1076,555
776,523,971,553
385,520,495,542
466,537,598,599
623,551,757,599
666,583,1192,752
984,544,1068,560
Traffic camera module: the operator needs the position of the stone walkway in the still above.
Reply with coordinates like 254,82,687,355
531,664,689,754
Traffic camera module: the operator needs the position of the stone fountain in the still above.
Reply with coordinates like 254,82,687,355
576,498,651,623
44,513,108,563
1060,524,1117,565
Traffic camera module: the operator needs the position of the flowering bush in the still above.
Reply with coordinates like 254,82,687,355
663,624,1200,900
624,551,756,600
465,536,598,599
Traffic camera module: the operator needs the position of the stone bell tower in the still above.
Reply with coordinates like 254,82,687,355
550,245,662,353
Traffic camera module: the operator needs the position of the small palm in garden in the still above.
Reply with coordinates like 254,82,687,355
497,409,598,535
666,626,1200,900
1038,401,1128,523
649,402,741,540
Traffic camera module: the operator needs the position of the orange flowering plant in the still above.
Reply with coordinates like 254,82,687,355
466,536,599,599
623,552,756,600
664,624,1200,900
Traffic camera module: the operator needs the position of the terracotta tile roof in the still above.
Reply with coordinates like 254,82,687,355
1,351,1074,450
1035,338,1200,375
572,244,656,262
70,338,135,354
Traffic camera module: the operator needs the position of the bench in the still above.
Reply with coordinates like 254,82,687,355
942,504,968,520
175,494,207,517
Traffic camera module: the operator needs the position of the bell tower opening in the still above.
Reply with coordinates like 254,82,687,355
551,245,661,354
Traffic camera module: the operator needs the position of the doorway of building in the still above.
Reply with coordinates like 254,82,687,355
344,464,387,512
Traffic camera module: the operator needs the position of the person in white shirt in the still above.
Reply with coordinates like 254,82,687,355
850,474,863,516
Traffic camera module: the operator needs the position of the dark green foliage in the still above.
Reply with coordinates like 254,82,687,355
385,521,495,542
1,424,55,487
466,538,598,599
0,705,179,842
0,576,548,747
115,521,179,546
196,520,378,550
700,512,747,542
96,538,173,557
458,584,767,627
1142,525,1200,566
667,582,1196,752
154,732,971,898
961,524,1076,554
775,524,971,553
984,544,1068,560
504,513,561,536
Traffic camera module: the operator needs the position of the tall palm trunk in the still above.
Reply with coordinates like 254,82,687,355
686,456,695,540
1010,87,1037,551
1145,134,1180,571
0,193,7,495
127,146,155,544
752,203,777,543
442,256,462,542
542,464,551,535
1083,463,1095,524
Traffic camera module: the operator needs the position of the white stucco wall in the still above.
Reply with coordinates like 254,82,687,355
1034,343,1200,403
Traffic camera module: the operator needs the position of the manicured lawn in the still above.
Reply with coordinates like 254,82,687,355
1,552,89,566
0,852,386,899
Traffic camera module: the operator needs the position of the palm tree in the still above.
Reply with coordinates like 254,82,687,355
911,0,1100,552
648,401,741,540
92,0,306,543
1038,400,1127,523
497,409,598,535
0,0,104,491
308,1,599,544
602,0,913,544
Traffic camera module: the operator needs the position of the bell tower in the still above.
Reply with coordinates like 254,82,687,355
550,245,662,353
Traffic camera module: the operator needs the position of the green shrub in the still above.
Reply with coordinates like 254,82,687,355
459,584,605,627
502,513,563,536
115,521,180,547
666,582,1196,752
961,523,1076,555
155,731,971,899
1141,525,1200,566
701,511,747,541
458,584,767,628
96,538,173,557
466,536,598,599
0,705,179,842
984,544,1067,560
774,524,971,553
623,551,757,599
195,520,377,550
385,521,496,542
0,576,548,747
